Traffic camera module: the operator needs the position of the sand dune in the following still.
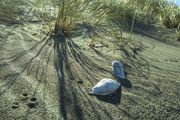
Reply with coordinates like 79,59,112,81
0,10,180,120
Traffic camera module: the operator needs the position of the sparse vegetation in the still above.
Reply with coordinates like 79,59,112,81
0,0,180,120
105,0,180,28
53,0,87,36
1,0,179,38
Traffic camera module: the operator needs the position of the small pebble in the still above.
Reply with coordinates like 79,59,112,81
23,93,28,97
32,33,37,36
27,98,38,109
77,80,83,84
13,102,19,105
21,93,29,101
12,105,19,109
27,102,38,109
93,44,104,48
12,102,19,110
30,98,37,102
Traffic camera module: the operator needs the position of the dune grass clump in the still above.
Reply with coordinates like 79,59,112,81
53,0,85,36
104,0,179,29
50,0,108,37
105,0,158,25
159,6,180,28
1,0,178,45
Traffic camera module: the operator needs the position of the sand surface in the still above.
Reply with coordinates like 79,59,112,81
0,8,180,120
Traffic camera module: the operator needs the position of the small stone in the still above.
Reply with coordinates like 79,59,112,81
89,78,120,95
12,104,19,109
112,61,125,79
23,93,28,97
27,97,38,109
93,44,104,48
27,103,35,109
175,107,180,112
32,33,37,36
27,101,38,109
21,93,29,101
142,72,147,77
12,101,19,109
77,80,83,84
13,102,19,105
30,97,37,102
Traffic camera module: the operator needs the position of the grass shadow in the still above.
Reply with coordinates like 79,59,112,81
53,28,116,119
0,29,56,119
116,44,162,95
53,30,85,120
0,35,50,95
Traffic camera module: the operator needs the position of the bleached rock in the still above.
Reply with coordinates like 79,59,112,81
89,78,120,95
112,61,125,79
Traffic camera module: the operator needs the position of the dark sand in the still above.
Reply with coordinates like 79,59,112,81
0,7,180,120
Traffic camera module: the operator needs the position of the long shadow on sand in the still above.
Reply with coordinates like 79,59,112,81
0,34,51,96
0,26,136,119
53,29,118,120
117,43,162,95
0,31,55,120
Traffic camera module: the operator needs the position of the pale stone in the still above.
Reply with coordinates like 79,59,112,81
89,78,120,95
112,61,125,79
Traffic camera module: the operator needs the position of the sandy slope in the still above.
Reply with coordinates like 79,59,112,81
0,21,180,120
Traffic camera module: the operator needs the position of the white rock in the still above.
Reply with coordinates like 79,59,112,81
89,78,120,95
112,61,125,79
94,44,104,48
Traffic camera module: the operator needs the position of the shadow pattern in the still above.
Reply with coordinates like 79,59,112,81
53,28,120,120
116,42,162,95
0,30,56,120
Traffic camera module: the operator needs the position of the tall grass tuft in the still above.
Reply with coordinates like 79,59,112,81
159,4,180,28
51,0,108,37
104,0,179,29
54,0,84,36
